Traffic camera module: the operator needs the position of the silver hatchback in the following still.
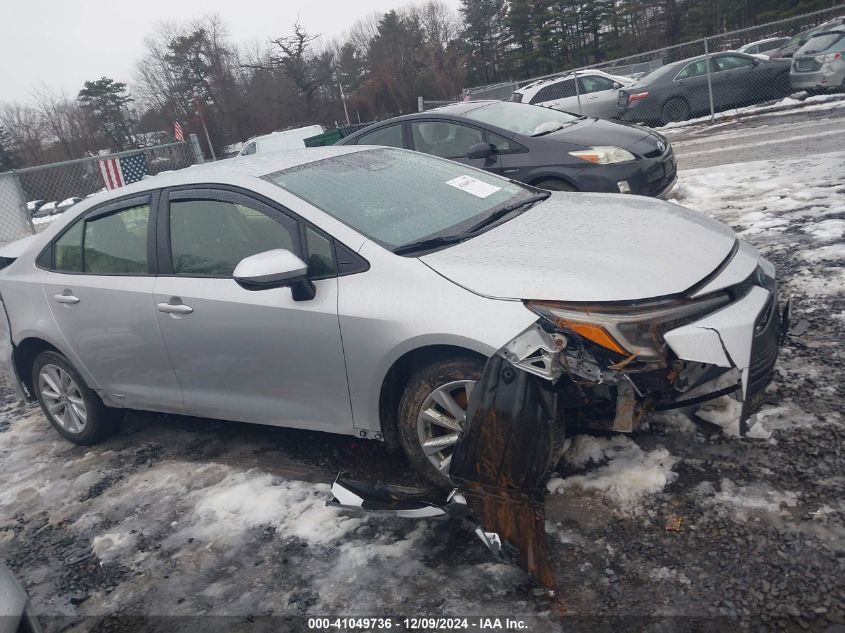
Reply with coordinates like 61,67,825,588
0,147,785,485
790,28,845,92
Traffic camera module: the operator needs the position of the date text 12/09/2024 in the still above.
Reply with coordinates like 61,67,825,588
307,617,530,630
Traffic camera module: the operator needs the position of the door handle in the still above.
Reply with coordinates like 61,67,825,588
157,302,193,315
53,293,80,305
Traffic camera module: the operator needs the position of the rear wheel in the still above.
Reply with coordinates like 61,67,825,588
660,98,690,125
32,351,116,445
397,357,484,488
534,178,576,192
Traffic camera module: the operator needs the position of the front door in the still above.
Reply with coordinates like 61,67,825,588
41,194,183,411
577,74,624,118
152,188,354,432
408,120,504,175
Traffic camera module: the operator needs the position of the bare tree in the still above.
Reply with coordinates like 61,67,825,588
32,88,91,159
0,103,46,165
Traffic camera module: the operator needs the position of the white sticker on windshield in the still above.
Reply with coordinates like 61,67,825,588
446,175,501,199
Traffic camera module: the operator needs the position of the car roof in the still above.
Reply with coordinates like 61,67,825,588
515,69,625,94
72,145,371,207
337,102,499,142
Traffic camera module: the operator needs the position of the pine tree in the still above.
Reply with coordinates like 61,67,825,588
78,77,135,151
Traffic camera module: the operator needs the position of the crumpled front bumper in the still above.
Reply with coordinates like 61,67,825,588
664,284,790,433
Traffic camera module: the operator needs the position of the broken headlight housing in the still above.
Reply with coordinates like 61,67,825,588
525,293,731,361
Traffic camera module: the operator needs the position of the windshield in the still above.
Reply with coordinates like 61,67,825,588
799,32,844,54
265,148,532,249
462,101,579,136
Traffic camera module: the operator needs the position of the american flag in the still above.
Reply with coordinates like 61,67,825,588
174,120,184,142
98,153,148,190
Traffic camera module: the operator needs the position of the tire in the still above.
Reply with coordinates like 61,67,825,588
397,356,484,488
32,351,116,445
660,97,690,125
534,178,576,192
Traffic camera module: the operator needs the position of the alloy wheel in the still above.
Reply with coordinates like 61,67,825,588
416,379,476,476
38,364,87,434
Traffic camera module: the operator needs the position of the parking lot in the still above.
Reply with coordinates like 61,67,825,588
1,107,843,631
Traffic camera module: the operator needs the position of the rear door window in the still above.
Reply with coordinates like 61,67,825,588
530,79,576,104
83,204,150,274
714,55,755,71
354,124,405,148
48,202,150,274
676,59,711,79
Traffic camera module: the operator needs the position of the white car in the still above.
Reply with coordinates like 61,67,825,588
238,125,325,156
57,197,82,213
510,70,635,118
36,201,58,217
736,36,790,57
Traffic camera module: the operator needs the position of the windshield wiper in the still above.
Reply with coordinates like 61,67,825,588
393,233,473,255
531,121,567,137
465,192,551,234
394,192,551,256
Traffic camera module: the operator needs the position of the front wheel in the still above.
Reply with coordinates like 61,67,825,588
32,351,116,445
397,357,484,488
534,178,576,192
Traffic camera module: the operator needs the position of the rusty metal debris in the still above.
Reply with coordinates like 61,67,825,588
449,354,564,591
330,352,565,591
665,514,684,532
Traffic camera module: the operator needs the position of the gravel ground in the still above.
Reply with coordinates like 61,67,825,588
0,147,843,632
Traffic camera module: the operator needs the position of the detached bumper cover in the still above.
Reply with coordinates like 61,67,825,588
0,294,25,400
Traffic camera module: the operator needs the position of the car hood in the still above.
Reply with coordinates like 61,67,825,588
541,116,657,149
420,193,738,302
0,234,39,260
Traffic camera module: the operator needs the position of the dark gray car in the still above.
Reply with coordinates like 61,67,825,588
616,52,792,126
338,101,676,197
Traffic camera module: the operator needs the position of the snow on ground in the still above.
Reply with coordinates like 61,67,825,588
547,435,677,512
658,92,845,131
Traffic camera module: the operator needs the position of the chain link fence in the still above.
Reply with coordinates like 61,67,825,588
0,141,198,244
458,5,845,125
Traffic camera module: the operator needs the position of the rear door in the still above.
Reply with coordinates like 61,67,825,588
712,54,759,106
40,193,183,411
152,187,354,432
672,58,715,112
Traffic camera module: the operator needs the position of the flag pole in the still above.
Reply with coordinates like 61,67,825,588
193,95,217,161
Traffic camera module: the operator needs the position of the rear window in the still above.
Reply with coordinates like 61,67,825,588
799,32,845,54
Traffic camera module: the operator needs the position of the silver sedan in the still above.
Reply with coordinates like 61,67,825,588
0,146,785,485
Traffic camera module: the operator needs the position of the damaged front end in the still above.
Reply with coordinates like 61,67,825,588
521,257,790,436
330,256,789,590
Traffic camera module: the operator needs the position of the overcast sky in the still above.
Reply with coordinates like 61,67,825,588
0,0,461,104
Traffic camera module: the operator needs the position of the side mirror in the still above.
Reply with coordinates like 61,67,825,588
233,249,315,300
612,82,622,89
466,142,495,160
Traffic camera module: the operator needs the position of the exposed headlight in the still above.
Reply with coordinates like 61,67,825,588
525,293,731,360
568,146,636,164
